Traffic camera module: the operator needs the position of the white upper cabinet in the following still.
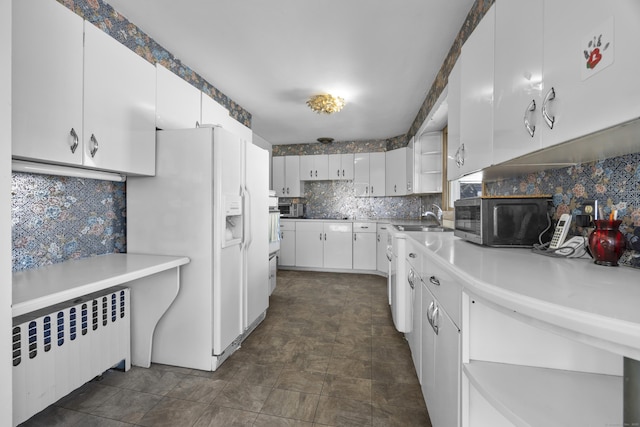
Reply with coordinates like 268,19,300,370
447,59,462,181
83,22,156,175
328,153,354,180
540,0,640,148
493,0,544,164
12,0,84,166
156,63,201,130
201,92,229,127
493,0,640,164
385,148,408,196
272,156,301,198
354,152,385,197
12,0,156,175
300,154,328,181
458,5,495,177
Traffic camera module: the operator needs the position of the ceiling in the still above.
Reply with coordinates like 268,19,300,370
105,0,473,145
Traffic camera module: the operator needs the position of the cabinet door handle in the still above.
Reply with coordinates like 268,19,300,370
366,186,369,194
459,144,465,166
315,170,317,177
409,253,416,258
337,169,340,177
282,187,285,195
195,121,200,128
427,301,435,324
286,187,290,194
377,234,380,242
320,233,322,240
394,184,397,193
354,234,357,241
69,128,79,154
524,99,536,137
324,233,327,240
542,87,556,129
310,170,313,178
342,169,345,177
89,134,99,157
429,275,440,286
431,306,440,335
371,186,374,194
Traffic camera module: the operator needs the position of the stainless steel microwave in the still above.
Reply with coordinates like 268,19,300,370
454,197,551,247
279,202,304,218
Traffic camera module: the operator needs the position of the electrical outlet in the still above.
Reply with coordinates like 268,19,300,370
581,199,598,224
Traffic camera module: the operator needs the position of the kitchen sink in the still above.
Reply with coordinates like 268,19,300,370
396,225,454,232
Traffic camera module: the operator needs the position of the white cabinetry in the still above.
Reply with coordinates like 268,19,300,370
272,156,301,197
540,0,640,148
12,0,84,167
415,132,443,193
493,0,544,164
300,155,329,181
405,241,423,377
419,250,461,427
155,63,201,130
328,153,354,180
493,0,640,165
12,0,156,176
457,5,495,178
376,223,390,274
83,22,156,176
447,59,462,182
323,222,353,270
385,148,408,196
201,92,229,126
295,222,324,268
278,220,296,267
354,152,385,197
295,221,353,269
352,222,376,271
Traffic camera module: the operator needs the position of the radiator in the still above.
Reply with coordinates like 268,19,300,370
12,286,130,426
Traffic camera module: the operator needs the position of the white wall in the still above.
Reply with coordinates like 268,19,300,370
1,0,12,422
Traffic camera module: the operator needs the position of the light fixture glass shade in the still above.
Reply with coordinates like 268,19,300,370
306,94,345,114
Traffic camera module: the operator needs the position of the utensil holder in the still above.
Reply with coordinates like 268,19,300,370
588,220,625,266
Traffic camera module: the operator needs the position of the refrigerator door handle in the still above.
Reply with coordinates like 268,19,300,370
244,185,252,248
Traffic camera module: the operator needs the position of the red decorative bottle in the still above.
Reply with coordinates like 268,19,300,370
588,220,625,266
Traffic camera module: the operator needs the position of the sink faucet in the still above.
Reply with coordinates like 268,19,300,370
422,204,443,225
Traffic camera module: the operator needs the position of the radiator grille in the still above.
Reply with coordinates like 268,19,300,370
12,286,130,426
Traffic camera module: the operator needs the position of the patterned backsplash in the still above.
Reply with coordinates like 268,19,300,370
11,173,126,272
11,150,640,271
485,152,640,269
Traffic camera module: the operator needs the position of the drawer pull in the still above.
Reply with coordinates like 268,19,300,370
429,276,440,286
409,253,416,258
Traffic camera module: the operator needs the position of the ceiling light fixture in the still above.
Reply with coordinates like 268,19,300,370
306,94,346,114
317,137,334,144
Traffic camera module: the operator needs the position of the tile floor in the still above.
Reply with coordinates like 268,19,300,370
20,270,431,426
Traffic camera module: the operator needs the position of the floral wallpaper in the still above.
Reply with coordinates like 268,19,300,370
485,152,640,269
56,0,251,127
11,173,126,272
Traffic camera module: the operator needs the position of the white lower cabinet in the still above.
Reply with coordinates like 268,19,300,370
353,222,377,271
323,222,353,269
295,222,324,268
278,221,296,267
376,223,390,274
421,282,461,427
295,221,353,269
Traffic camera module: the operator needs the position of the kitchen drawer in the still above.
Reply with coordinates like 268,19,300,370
296,221,324,233
279,220,296,231
353,222,376,232
422,257,461,327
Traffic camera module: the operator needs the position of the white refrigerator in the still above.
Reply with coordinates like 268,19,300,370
127,126,269,371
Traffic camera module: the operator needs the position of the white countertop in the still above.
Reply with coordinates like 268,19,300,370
401,230,640,359
12,253,190,317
